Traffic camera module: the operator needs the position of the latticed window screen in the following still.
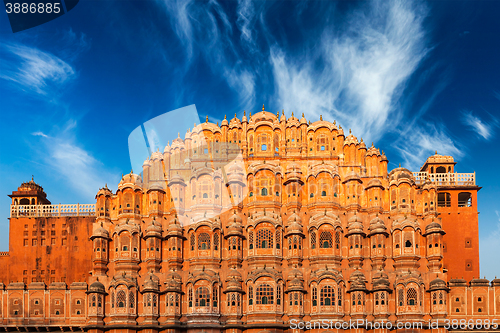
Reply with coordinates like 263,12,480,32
188,288,193,307
320,286,334,306
169,294,174,306
249,231,254,249
175,294,179,307
256,284,274,305
311,231,316,249
145,294,151,307
432,292,437,304
319,231,332,248
276,229,281,249
293,236,298,249
190,234,195,250
248,286,253,305
195,287,210,307
214,233,219,250
111,291,115,308
153,294,158,307
357,292,362,305
335,231,341,249
91,295,96,307
277,285,281,305
338,286,342,306
198,233,211,250
439,291,444,304
117,290,126,308
129,291,135,308
380,291,385,305
316,135,329,151
398,289,404,306
312,287,317,306
213,285,218,307
407,288,417,305
256,229,273,248
230,293,236,306
98,295,102,307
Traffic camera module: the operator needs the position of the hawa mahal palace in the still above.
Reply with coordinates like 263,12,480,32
0,107,496,332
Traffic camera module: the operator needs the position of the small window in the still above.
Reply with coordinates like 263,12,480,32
321,191,326,197
204,148,208,154
261,144,267,151
320,145,325,151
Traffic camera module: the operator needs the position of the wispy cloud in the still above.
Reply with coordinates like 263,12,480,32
30,122,118,199
461,110,494,140
0,43,75,96
156,0,256,108
271,1,429,142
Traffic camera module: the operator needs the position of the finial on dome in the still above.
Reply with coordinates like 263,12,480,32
349,128,352,134
130,168,133,174
224,114,227,119
291,111,294,117
320,115,323,121
333,120,336,125
282,109,284,115
302,113,304,118
372,142,374,147
435,150,438,155
31,175,34,181
234,113,237,119
249,111,252,117
399,163,401,167
206,115,208,123
194,122,196,127
262,104,265,111
243,110,246,116
216,121,219,126
360,137,363,142
178,132,180,138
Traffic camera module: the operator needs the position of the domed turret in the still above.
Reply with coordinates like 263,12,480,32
88,280,106,294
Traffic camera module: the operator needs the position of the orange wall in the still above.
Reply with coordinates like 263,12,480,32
0,216,94,285
438,188,480,281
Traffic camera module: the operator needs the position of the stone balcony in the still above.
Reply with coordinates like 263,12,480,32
412,172,475,186
10,204,95,218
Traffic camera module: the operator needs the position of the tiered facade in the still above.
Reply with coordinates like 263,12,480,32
1,108,495,333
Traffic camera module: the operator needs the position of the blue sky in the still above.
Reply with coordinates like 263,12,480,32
1,0,499,278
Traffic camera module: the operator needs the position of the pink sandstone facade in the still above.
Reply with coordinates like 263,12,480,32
0,109,496,332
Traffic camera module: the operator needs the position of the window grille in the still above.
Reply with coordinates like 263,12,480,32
256,229,273,249
256,284,274,305
319,231,332,248
198,233,211,250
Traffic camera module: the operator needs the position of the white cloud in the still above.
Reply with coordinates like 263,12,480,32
271,0,429,143
461,110,494,140
31,125,117,199
157,0,256,108
394,123,463,170
0,43,75,96
236,0,255,46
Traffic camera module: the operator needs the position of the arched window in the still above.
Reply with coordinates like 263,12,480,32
405,240,412,247
311,231,316,249
198,233,211,250
275,229,281,249
213,233,219,251
188,287,193,307
195,287,210,307
98,295,102,307
320,286,334,306
256,229,273,249
261,144,267,151
321,190,327,196
319,231,332,248
407,287,417,306
117,290,126,308
91,295,96,307
190,233,195,251
249,231,254,249
256,284,274,305
248,286,253,305
312,287,317,306
335,231,341,249
398,289,404,306
213,284,218,307
129,291,135,308
261,188,268,196
458,192,472,207
438,192,451,207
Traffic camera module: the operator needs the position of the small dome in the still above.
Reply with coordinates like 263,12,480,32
143,274,159,291
369,215,386,235
167,215,183,237
226,211,243,236
429,278,447,290
347,213,364,235
221,115,229,126
286,212,303,235
88,281,105,294
145,218,162,236
92,223,109,239
300,113,307,124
